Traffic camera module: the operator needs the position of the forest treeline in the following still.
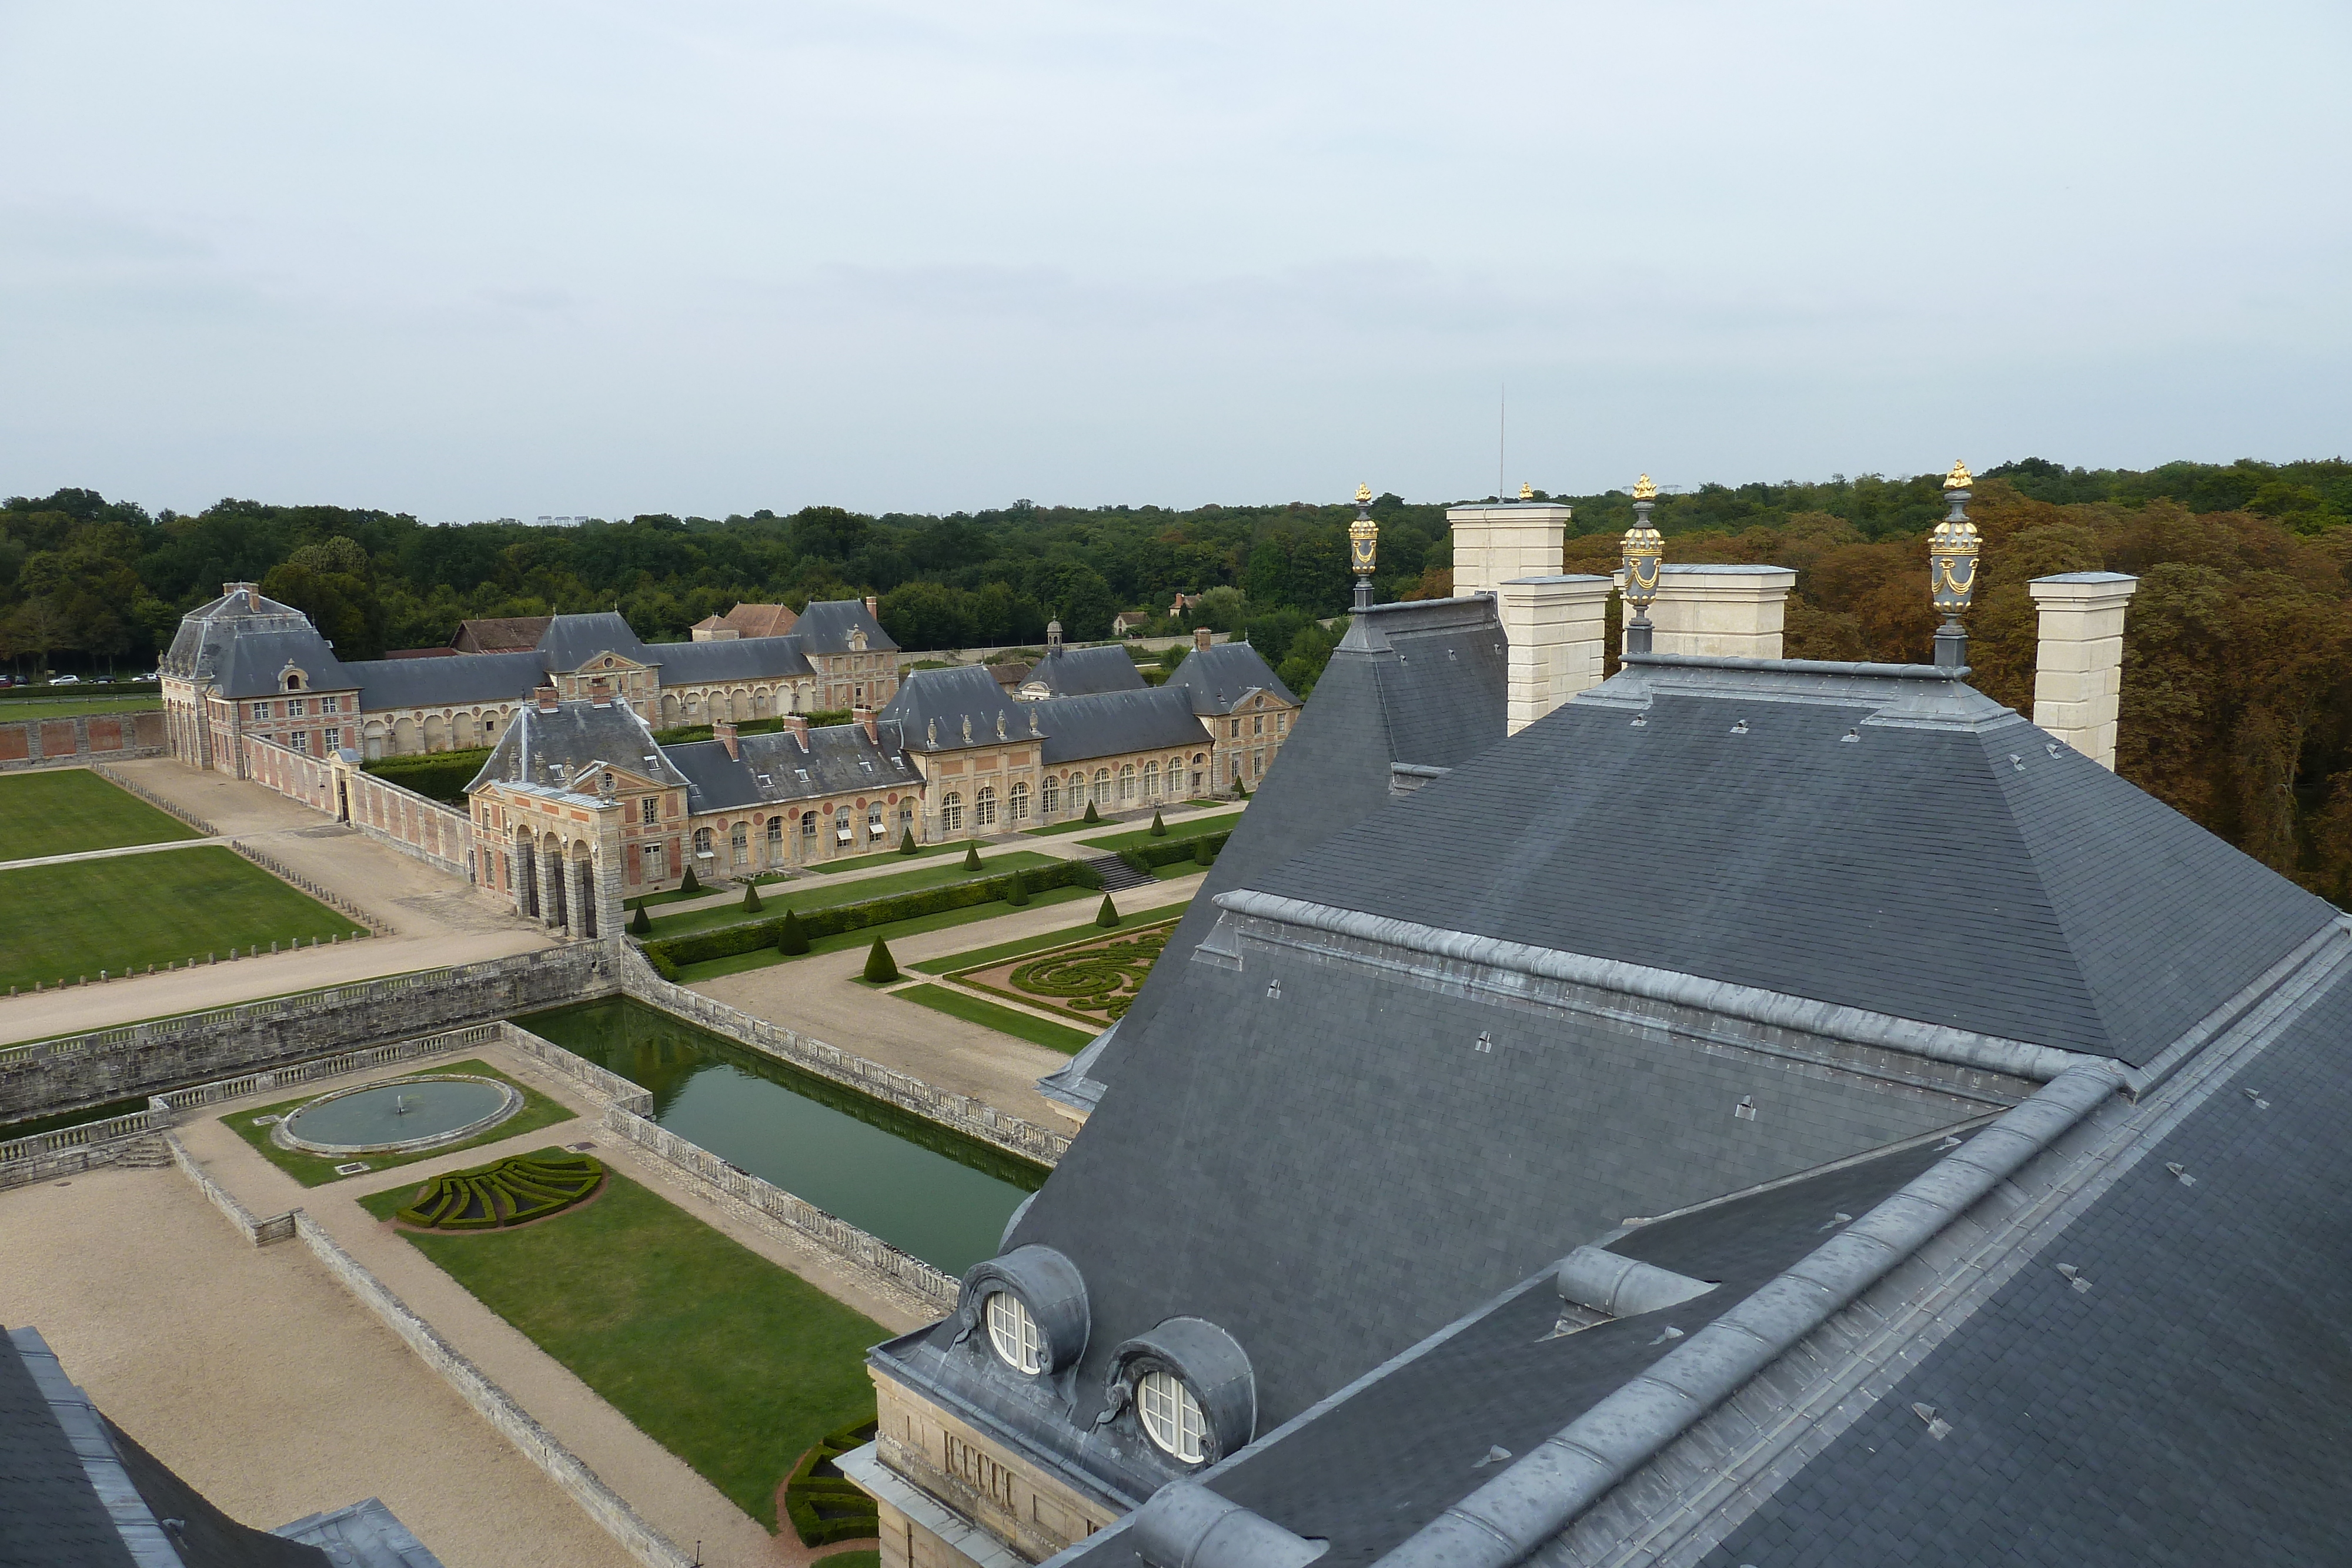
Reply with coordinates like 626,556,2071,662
5,454,2350,895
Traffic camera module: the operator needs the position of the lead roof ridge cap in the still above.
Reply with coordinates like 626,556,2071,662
1211,890,2098,1081
1621,651,1967,681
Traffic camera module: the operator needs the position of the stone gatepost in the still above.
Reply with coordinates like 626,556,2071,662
2027,572,2139,770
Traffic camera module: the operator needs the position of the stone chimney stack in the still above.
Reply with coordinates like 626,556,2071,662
534,686,560,713
783,713,811,750
1622,565,1799,658
1447,500,1576,599
865,595,880,620
1194,626,1213,654
2027,573,2138,770
714,719,739,760
1495,576,1613,735
855,703,878,744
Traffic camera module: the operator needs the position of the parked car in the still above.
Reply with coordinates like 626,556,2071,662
135,671,161,682
49,674,80,685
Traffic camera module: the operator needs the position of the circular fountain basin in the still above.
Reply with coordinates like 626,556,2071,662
274,1075,522,1156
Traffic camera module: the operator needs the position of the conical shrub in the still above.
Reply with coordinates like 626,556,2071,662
899,828,918,855
1083,800,1101,823
743,881,764,914
1006,869,1029,907
1192,836,1211,865
863,935,900,984
963,841,982,871
1096,894,1119,928
778,909,808,955
1149,810,1166,836
680,864,701,895
628,904,652,937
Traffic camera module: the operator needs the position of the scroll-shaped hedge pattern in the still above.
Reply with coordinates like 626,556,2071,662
395,1152,605,1231
1008,929,1170,1021
785,1416,881,1547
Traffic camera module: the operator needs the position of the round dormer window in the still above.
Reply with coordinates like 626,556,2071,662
985,1291,1046,1375
1137,1370,1207,1463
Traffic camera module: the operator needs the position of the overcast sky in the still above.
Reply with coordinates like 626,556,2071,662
4,2,2346,521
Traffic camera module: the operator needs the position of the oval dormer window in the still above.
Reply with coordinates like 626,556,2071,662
985,1290,1047,1375
1138,1370,1208,1463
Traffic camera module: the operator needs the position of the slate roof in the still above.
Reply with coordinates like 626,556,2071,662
1248,654,2338,1066
652,636,816,684
1031,687,1206,767
211,628,358,699
883,667,1047,753
345,650,546,711
793,599,898,656
534,612,650,671
162,585,329,684
1059,596,1509,1105
466,700,687,795
1021,645,1148,697
0,1326,136,1568
665,723,916,813
1160,641,1298,714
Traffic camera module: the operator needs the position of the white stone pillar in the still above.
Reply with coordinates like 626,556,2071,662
1495,576,1614,734
2028,572,2138,770
1616,565,1797,658
1447,503,1574,598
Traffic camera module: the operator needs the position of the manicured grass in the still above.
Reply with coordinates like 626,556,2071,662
913,901,1193,974
817,1553,881,1568
0,768,201,858
1075,810,1241,853
220,1059,578,1186
624,884,708,910
0,846,355,994
0,696,162,721
891,984,1097,1054
362,1156,883,1532
1152,861,1212,881
807,840,965,874
647,851,1060,940
1020,818,1103,837
673,886,1094,984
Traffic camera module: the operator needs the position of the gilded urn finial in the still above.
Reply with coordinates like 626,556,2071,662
1929,460,1978,670
1518,482,1534,500
1349,485,1380,611
1621,476,1664,656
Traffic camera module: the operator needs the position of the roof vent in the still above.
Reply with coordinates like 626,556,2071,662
1729,718,1749,735
1841,728,1860,744
1912,1402,1953,1440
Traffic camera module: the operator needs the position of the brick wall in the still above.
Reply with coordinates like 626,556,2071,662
0,709,167,770
238,734,475,880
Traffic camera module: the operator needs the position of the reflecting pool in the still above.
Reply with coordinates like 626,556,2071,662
515,997,1044,1276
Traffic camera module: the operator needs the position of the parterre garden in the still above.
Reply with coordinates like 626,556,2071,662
950,920,1176,1024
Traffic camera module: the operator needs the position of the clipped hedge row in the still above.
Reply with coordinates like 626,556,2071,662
641,858,1102,978
396,1154,604,1231
362,746,496,805
784,1417,881,1547
1117,829,1231,875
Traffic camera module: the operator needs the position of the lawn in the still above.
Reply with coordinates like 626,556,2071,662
0,768,201,858
912,900,1193,975
806,840,967,874
890,984,1097,1054
0,696,163,722
221,1059,579,1186
1075,810,1241,854
672,885,1095,984
648,851,1060,940
360,1156,884,1532
0,846,355,993
1020,818,1104,837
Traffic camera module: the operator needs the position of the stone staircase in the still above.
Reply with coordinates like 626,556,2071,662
1082,854,1157,894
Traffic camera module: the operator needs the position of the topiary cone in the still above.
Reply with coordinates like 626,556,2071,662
629,904,652,936
779,908,808,955
1006,868,1029,906
1150,809,1166,836
1096,894,1119,928
1083,800,1101,823
1192,836,1211,865
863,935,900,984
963,841,982,871
899,828,918,855
743,881,763,914
680,864,701,895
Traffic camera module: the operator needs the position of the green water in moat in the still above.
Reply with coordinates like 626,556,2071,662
514,997,1044,1276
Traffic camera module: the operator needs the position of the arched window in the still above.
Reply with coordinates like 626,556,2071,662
1119,764,1136,802
1191,752,1207,792
766,815,783,851
801,811,817,843
941,791,964,831
730,823,748,861
1008,782,1029,823
1092,768,1111,804
693,826,714,857
867,802,884,837
975,786,997,827
835,807,853,842
1142,761,1160,798
1138,1370,1207,1462
986,1292,1046,1375
1040,775,1059,816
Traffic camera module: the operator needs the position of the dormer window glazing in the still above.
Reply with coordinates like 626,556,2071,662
1138,1370,1207,1462
986,1291,1046,1375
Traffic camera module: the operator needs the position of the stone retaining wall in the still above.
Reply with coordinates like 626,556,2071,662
240,733,476,882
0,947,616,1120
0,710,166,770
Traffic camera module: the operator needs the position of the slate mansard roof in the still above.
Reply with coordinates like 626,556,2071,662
877,617,2352,1568
466,699,689,798
666,724,917,814
1159,640,1297,715
1022,644,1148,698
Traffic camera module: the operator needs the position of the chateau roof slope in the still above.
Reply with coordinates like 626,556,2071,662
650,635,816,683
1024,644,1147,697
792,599,897,656
534,612,650,671
667,724,915,812
345,650,546,710
212,628,358,699
1251,654,2338,1066
883,666,1041,752
1161,640,1298,714
1032,687,1205,766
466,699,687,794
